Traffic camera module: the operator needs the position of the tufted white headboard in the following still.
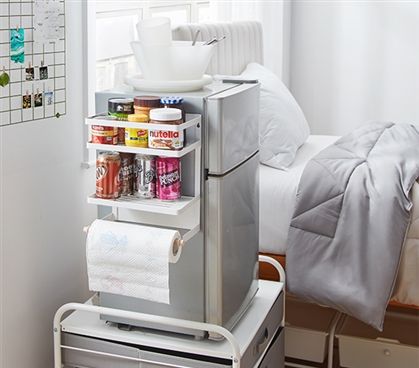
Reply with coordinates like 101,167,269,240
173,21,263,76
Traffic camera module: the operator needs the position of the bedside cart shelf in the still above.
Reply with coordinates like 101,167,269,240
87,194,199,216
86,139,201,158
85,113,201,132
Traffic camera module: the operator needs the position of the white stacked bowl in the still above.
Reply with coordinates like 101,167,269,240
131,41,215,81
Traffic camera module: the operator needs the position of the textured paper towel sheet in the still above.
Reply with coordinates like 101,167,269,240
86,219,181,304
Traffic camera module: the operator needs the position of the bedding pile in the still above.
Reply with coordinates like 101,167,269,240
286,122,419,330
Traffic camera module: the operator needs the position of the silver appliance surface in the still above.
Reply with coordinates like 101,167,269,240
206,153,259,328
206,83,260,175
94,83,260,335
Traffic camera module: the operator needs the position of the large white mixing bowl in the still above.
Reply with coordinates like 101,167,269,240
131,41,215,81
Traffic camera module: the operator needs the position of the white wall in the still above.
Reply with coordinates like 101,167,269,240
290,1,419,135
0,2,96,367
211,0,291,83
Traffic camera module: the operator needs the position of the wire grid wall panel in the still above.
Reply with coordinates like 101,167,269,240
0,0,66,127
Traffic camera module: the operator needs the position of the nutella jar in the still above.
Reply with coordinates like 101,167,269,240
134,96,161,119
149,108,184,150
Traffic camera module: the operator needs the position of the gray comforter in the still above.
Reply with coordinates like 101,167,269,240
286,122,419,330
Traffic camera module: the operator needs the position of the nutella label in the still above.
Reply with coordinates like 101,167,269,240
148,130,184,150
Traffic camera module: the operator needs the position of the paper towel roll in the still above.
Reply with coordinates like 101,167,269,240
86,219,182,304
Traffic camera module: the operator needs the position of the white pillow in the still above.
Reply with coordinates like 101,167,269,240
240,63,310,169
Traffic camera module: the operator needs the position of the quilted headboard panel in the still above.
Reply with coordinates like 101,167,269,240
172,21,263,76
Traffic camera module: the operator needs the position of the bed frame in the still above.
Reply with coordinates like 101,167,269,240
258,252,419,311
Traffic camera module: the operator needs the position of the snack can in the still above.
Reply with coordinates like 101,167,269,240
96,152,121,199
108,98,134,144
156,157,181,200
119,153,135,196
91,125,118,145
134,154,156,198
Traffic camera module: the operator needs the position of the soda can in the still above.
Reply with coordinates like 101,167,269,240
96,152,121,199
119,153,135,196
134,154,156,198
156,157,181,200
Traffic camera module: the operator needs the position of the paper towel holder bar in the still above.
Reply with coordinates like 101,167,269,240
83,223,200,252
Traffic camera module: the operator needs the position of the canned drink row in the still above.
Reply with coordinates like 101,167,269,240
96,151,181,201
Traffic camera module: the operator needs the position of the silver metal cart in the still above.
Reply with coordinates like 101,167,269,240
54,257,285,368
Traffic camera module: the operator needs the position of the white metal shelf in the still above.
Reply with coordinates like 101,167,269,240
86,113,201,132
86,139,200,158
87,194,199,216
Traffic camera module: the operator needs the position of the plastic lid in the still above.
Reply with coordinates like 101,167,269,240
127,113,149,122
161,96,184,105
108,98,134,113
150,108,182,121
134,95,161,108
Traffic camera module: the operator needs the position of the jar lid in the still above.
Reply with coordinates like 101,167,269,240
127,113,149,122
160,96,184,105
108,98,134,113
134,95,161,108
150,108,182,121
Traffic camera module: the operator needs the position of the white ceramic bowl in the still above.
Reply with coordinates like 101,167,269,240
136,17,172,46
131,41,215,81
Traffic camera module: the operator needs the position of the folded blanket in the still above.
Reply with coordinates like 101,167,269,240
286,122,419,330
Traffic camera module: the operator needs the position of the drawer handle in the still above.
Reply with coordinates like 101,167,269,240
255,328,270,355
383,349,391,357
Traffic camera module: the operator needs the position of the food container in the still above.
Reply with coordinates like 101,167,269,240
134,154,156,199
125,114,149,148
160,97,185,122
96,152,121,199
91,125,118,145
134,96,161,118
108,98,134,144
149,108,184,150
161,97,186,144
156,157,181,200
119,153,135,196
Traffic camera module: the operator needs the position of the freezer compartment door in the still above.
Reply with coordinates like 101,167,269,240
206,83,260,175
206,153,259,327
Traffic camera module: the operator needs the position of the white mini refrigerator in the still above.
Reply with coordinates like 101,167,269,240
93,82,260,338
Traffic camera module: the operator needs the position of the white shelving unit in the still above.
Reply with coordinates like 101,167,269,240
86,140,201,158
87,194,199,216
86,113,202,224
86,113,201,131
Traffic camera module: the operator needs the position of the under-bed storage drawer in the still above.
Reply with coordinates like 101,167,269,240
337,310,419,368
285,297,338,363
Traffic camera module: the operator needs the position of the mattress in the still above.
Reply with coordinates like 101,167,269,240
259,135,339,254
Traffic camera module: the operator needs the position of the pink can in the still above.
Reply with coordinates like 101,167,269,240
156,157,181,200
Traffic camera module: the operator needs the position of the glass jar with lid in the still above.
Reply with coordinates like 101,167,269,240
134,96,161,119
149,108,184,150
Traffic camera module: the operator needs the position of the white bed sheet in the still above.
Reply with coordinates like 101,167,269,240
259,135,340,254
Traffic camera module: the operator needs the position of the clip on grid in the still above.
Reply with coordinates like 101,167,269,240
0,0,66,127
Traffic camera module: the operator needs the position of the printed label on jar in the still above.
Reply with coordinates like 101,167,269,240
125,128,148,147
148,130,184,150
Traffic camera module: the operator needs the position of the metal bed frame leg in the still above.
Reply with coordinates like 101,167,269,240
327,312,343,368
